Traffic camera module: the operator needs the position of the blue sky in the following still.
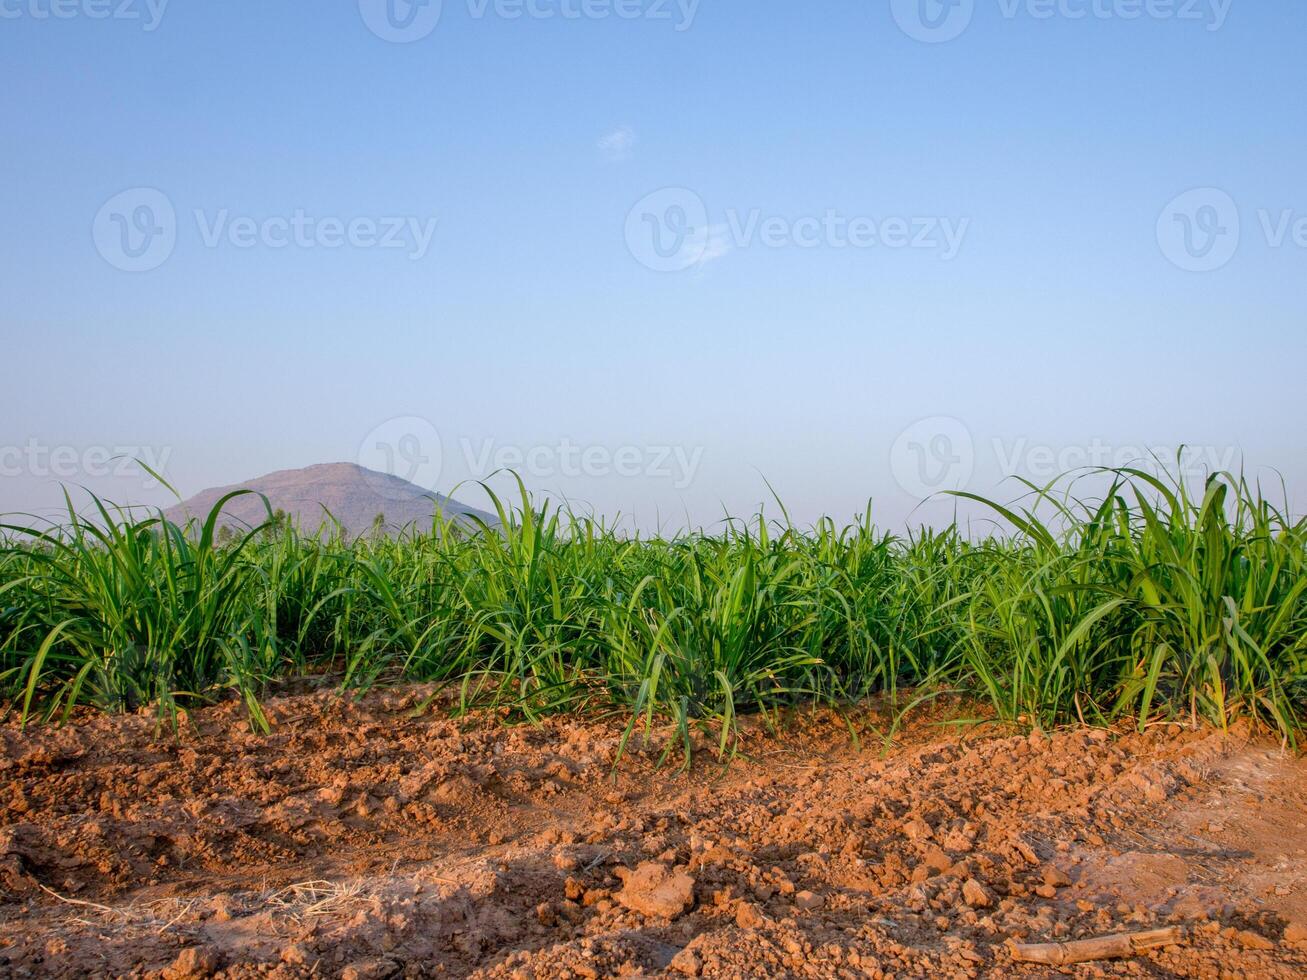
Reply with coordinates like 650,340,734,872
3,1,1304,530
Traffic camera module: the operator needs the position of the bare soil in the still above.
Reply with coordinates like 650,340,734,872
2,685,1305,978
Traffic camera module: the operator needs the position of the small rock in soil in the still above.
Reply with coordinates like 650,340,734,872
795,890,823,910
162,946,220,979
614,861,696,919
1043,865,1072,887
735,901,766,929
1234,929,1275,950
668,946,701,976
962,878,992,908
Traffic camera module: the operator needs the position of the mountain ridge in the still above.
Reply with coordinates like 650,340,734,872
163,462,495,536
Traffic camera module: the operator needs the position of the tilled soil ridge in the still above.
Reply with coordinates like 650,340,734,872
1,687,1305,978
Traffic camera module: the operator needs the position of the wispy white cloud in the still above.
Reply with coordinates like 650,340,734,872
597,125,636,163
675,223,732,273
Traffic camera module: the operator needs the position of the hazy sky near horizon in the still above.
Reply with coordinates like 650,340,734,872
3,1,1305,531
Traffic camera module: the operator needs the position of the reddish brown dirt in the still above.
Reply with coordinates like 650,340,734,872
2,685,1305,978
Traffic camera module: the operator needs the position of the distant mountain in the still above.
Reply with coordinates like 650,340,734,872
163,462,495,537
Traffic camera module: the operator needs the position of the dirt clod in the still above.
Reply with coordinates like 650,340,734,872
341,958,398,980
794,889,823,910
667,945,702,976
963,878,993,908
614,861,696,919
1234,928,1275,950
734,901,766,929
1043,865,1072,888
162,945,220,979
